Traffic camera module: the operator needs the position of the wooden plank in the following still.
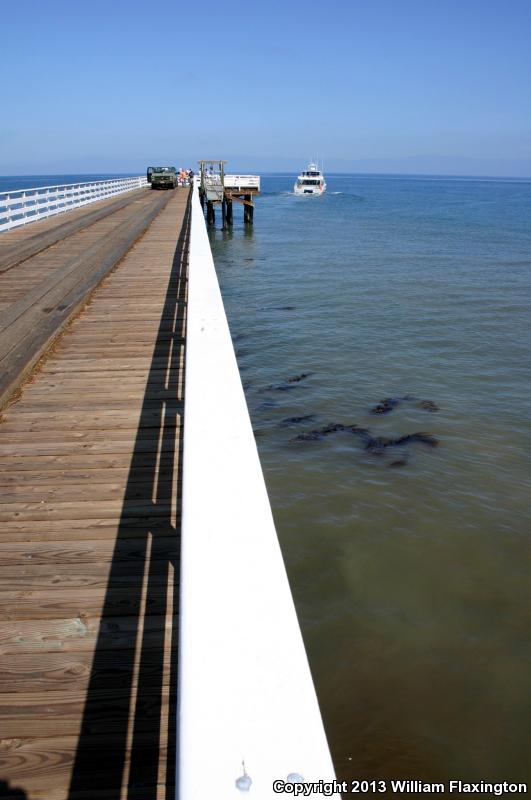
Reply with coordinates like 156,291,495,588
0,501,174,522
3,401,180,417
0,477,177,500
0,686,173,738
0,537,176,566
4,369,177,386
0,650,169,692
0,524,178,543
0,454,173,473
9,394,181,410
0,562,173,590
38,357,182,372
0,426,179,442
0,516,179,533
47,331,183,344
0,586,174,620
0,440,176,456
0,467,174,486
0,407,182,431
0,614,177,654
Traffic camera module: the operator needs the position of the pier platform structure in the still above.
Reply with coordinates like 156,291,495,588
0,177,337,799
197,159,260,227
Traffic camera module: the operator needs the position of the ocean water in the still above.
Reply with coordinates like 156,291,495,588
208,174,531,784
0,174,138,194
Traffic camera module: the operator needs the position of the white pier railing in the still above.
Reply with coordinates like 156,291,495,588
224,174,261,191
0,176,148,233
178,184,339,798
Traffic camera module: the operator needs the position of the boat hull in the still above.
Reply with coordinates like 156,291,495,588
293,184,326,195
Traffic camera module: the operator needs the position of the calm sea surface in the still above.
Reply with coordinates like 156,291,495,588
208,174,531,785
0,174,137,193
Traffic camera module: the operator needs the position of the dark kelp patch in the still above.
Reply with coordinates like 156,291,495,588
290,420,439,465
258,305,297,312
417,399,439,412
279,414,317,427
290,423,370,443
370,395,440,414
267,372,314,391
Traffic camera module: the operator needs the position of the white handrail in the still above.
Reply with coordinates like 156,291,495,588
178,185,339,798
224,174,261,190
0,176,148,232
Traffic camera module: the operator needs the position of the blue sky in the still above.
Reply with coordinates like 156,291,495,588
2,0,530,176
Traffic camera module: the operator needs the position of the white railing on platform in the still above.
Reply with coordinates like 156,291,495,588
178,185,339,798
0,176,148,233
224,174,261,190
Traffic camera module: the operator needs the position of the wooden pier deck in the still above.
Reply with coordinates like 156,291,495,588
0,188,190,799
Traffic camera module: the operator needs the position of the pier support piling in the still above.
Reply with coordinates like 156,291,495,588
197,163,259,228
222,198,227,229
243,195,254,225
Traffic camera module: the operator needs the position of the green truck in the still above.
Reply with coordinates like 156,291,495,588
148,166,177,189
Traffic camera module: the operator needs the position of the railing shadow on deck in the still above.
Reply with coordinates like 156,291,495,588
68,192,191,800
0,779,28,799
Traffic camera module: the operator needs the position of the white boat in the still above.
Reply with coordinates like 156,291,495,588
294,162,326,195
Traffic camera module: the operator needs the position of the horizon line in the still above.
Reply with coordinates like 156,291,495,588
2,168,531,180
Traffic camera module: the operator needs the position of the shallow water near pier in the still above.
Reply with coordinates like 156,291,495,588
208,174,531,785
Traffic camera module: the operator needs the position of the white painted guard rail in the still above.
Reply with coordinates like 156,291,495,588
0,176,148,232
224,175,261,190
179,185,339,798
